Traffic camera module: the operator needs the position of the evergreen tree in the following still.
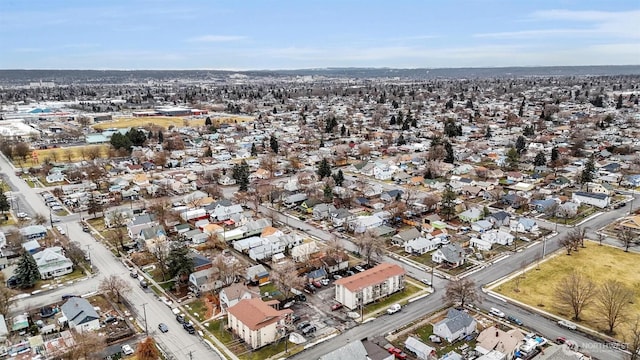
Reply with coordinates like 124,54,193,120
126,128,147,146
484,126,492,139
551,147,559,163
166,244,194,281
204,147,213,158
444,141,455,164
332,169,345,187
616,94,623,109
534,151,546,166
0,192,10,214
269,135,279,154
580,156,596,187
232,161,250,191
518,98,525,117
250,143,257,157
323,184,333,202
110,132,133,153
515,135,527,154
317,158,332,179
158,131,164,143
340,124,346,136
205,116,212,126
440,183,457,221
397,134,406,146
506,147,520,170
390,115,396,125
15,251,40,289
402,120,410,131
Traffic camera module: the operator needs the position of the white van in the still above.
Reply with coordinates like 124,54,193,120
387,304,402,315
490,307,505,317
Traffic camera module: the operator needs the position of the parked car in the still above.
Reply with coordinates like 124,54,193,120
354,265,365,272
489,307,505,318
291,314,301,323
16,212,28,219
420,278,432,286
297,321,311,331
387,346,408,360
103,316,117,325
507,315,523,325
555,337,567,345
158,323,169,333
129,272,138,278
40,306,55,318
301,325,316,335
139,279,148,288
333,274,343,280
387,304,402,315
176,314,186,324
558,320,577,330
122,344,134,355
183,322,196,334
312,280,322,288
6,276,18,288
294,294,307,302
320,278,330,286
331,303,343,311
61,294,77,300
345,270,355,276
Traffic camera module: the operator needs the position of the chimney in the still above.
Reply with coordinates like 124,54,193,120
496,331,499,337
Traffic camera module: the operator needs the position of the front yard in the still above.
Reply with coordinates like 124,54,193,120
364,283,422,314
494,241,640,340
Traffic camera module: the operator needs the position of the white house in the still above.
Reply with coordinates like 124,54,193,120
219,283,256,313
476,327,525,359
32,247,74,279
60,297,100,332
470,238,493,251
218,175,236,186
510,218,539,233
405,336,437,360
348,214,384,233
572,191,610,208
458,208,483,223
334,263,405,310
290,242,319,262
209,203,244,222
227,298,292,349
433,309,477,343
480,229,515,246
404,237,441,255
432,244,465,267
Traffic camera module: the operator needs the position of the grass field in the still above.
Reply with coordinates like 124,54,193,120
13,144,110,166
92,115,253,130
494,241,640,338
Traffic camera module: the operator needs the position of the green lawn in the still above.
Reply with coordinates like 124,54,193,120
184,300,208,321
364,283,422,314
494,241,640,340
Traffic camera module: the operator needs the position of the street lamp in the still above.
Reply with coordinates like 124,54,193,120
141,303,149,335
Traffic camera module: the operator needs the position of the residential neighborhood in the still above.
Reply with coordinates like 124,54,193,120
0,67,638,360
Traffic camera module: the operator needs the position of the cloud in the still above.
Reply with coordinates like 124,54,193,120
187,35,247,43
474,29,594,39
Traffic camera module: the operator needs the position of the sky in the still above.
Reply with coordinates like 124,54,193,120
0,0,639,70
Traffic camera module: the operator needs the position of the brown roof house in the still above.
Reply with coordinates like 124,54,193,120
227,298,293,349
334,263,405,310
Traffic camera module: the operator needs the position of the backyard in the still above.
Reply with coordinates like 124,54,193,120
364,283,422,315
493,241,640,339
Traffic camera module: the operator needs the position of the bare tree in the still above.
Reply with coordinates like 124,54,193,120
554,271,597,321
628,316,640,360
443,278,481,308
0,273,15,315
85,146,102,160
62,329,107,360
270,262,305,300
352,230,386,266
596,281,635,335
63,148,73,162
151,240,171,281
99,275,131,303
136,336,160,360
209,254,241,290
33,213,48,225
618,228,637,252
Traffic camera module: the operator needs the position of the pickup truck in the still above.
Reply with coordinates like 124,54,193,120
386,303,402,315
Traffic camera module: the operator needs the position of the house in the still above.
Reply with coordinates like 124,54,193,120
476,327,525,359
283,193,308,207
470,237,493,251
22,239,42,254
218,175,237,186
320,253,350,274
405,336,437,360
501,193,528,209
291,242,319,262
227,298,293,349
306,268,328,282
530,199,558,213
487,211,510,227
481,229,515,246
209,203,244,222
246,264,269,285
380,189,404,202
404,237,442,255
20,225,48,240
432,308,477,343
392,227,421,246
585,182,613,195
334,263,406,310
60,297,100,332
349,214,384,233
313,203,337,220
364,184,384,197
510,218,539,233
471,220,493,233
33,247,74,279
219,283,257,312
572,191,610,209
458,208,483,223
432,244,465,268
188,268,219,294
319,339,390,360
331,208,356,227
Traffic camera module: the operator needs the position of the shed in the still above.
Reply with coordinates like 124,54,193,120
405,336,437,360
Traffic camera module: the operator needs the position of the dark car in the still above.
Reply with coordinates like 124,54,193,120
295,294,306,302
176,314,186,324
61,294,77,300
301,325,316,335
6,276,18,289
183,322,196,334
129,272,138,278
291,314,301,323
139,279,148,288
103,316,118,324
296,321,310,331
40,306,55,318
158,323,169,333
312,280,322,288
507,315,523,326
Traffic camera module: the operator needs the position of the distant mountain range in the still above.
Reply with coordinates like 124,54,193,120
1,65,639,85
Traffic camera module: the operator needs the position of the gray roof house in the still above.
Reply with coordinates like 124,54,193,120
392,227,421,246
60,297,100,332
433,309,477,343
431,244,465,268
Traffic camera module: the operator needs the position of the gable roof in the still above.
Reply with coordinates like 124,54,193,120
334,262,405,292
438,244,464,263
227,298,292,331
393,227,421,242
436,308,475,333
61,297,99,325
573,191,608,200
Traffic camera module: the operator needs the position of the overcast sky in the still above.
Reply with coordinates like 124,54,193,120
1,0,638,70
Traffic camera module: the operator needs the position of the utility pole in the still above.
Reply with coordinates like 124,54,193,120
142,303,148,335
187,351,194,360
49,208,53,228
430,266,434,292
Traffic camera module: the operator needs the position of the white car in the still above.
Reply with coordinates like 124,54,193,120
16,212,28,219
421,278,432,286
489,307,505,318
558,320,577,330
121,344,134,355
